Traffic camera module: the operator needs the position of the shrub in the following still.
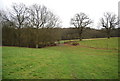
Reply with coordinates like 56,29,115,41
49,43,57,46
71,42,79,46
64,41,70,44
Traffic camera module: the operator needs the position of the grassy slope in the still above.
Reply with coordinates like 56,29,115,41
80,37,119,49
2,37,118,79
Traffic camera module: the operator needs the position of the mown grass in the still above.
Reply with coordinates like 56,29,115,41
62,37,119,49
2,37,118,79
80,37,119,50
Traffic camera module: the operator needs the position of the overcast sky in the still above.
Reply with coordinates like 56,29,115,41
0,0,119,28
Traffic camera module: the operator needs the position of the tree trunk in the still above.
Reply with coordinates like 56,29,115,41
35,29,39,48
79,33,82,41
78,28,83,41
107,30,110,39
57,40,60,44
18,29,21,46
36,44,38,48
80,37,82,41
107,35,110,39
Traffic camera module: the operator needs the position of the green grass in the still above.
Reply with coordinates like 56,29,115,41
2,37,118,79
80,37,119,50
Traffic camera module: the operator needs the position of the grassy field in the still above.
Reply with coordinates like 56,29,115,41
2,37,119,79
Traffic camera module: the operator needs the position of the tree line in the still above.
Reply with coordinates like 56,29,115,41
61,27,119,40
1,3,61,48
0,3,119,48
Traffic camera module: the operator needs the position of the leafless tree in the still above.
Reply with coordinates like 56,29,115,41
28,4,61,48
28,4,61,28
10,3,28,46
100,12,118,39
0,10,9,22
0,10,15,29
44,11,61,28
28,4,47,48
10,3,28,28
71,12,92,41
28,4,46,28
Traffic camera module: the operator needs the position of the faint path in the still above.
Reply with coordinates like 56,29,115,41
63,47,79,79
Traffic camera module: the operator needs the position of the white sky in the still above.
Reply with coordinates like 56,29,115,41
0,0,119,28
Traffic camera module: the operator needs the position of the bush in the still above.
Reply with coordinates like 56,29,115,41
64,41,79,46
49,42,57,46
64,41,70,44
71,42,79,46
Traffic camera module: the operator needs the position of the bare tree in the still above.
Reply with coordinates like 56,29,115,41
1,3,61,48
28,4,45,28
0,10,15,27
28,4,47,48
10,3,28,46
44,11,61,28
71,12,92,41
100,12,118,39
28,4,61,48
0,10,10,22
28,4,61,28
10,3,28,28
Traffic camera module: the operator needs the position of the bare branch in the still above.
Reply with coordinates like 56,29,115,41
100,12,118,38
70,12,92,41
28,4,61,28
10,3,28,28
71,12,92,28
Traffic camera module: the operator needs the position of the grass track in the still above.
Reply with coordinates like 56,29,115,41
2,37,119,79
